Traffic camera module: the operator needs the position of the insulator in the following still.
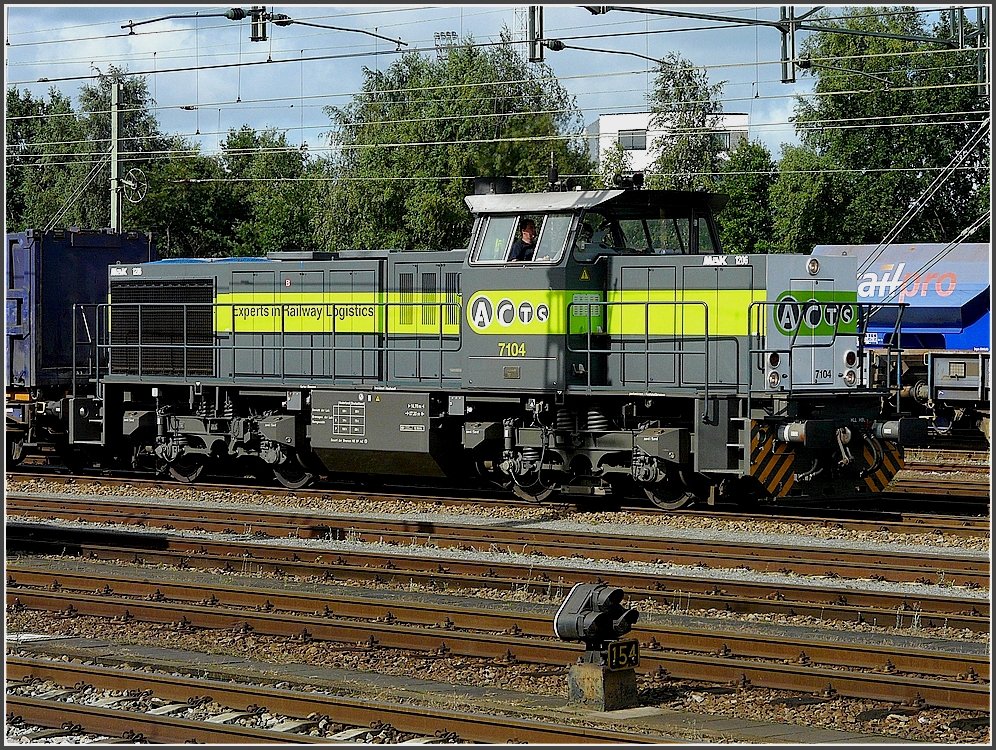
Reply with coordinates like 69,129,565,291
555,409,576,431
586,409,609,432
222,394,234,418
196,399,208,418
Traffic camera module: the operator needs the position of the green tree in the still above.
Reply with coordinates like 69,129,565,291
5,86,87,231
773,7,989,251
314,33,593,251
5,67,171,233
645,52,726,191
77,66,170,229
129,136,240,258
770,145,848,254
220,126,314,255
715,139,777,253
594,141,633,189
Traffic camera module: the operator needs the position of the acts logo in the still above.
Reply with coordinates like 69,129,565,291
774,293,854,335
469,293,549,331
470,296,493,329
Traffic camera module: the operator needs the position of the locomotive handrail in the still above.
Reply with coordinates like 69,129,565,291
742,298,908,419
857,300,910,415
566,298,714,411
746,298,854,395
71,305,92,397
82,299,462,388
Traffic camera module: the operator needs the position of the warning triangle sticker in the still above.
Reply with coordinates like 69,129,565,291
580,268,590,281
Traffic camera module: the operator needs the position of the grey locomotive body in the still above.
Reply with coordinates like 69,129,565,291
16,189,923,506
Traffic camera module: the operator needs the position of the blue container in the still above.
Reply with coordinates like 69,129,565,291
6,228,156,390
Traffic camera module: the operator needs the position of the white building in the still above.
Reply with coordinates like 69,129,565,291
586,112,749,171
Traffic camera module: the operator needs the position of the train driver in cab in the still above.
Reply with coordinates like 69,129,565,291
509,218,537,261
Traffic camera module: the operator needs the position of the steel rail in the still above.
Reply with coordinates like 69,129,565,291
8,490,990,538
7,564,989,682
6,496,989,587
5,657,672,744
7,591,988,710
11,489,992,541
8,467,990,517
7,522,987,629
905,449,990,465
905,463,990,474
3,694,330,744
889,476,990,498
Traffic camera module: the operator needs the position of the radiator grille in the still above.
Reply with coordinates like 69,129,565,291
399,272,415,326
444,272,460,326
109,279,214,376
421,272,437,326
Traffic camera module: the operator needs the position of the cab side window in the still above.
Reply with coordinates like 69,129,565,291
532,214,571,263
475,216,517,263
473,213,571,264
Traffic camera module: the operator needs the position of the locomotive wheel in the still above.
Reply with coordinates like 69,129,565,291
272,458,313,489
168,455,207,483
643,485,696,511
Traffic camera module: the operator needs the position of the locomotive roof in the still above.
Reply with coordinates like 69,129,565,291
464,189,728,215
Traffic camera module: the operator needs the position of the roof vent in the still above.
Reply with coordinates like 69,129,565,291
265,250,336,261
473,177,513,195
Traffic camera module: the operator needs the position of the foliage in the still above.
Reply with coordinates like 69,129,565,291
219,126,315,256
774,6,990,251
645,52,726,191
5,67,172,232
313,33,593,251
770,145,848,253
715,140,777,253
6,86,90,231
127,136,240,258
594,141,633,189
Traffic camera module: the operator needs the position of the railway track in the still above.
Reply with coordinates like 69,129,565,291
9,563,989,681
7,467,990,741
5,484,991,540
7,521,988,631
6,656,663,744
6,565,988,711
888,475,991,499
7,461,991,514
6,495,989,588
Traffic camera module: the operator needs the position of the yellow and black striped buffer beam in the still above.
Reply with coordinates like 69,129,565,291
748,421,796,497
863,440,905,493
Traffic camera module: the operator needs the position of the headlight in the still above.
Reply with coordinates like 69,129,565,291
768,371,781,387
843,370,858,386
807,258,820,275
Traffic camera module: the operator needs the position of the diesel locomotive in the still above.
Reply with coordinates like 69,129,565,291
5,187,927,508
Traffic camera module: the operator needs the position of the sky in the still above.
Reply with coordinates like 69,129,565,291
4,2,833,157
4,3,959,163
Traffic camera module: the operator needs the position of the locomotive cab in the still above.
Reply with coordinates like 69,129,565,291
459,187,917,505
460,190,727,393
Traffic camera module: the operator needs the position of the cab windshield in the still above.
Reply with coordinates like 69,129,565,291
573,206,720,258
